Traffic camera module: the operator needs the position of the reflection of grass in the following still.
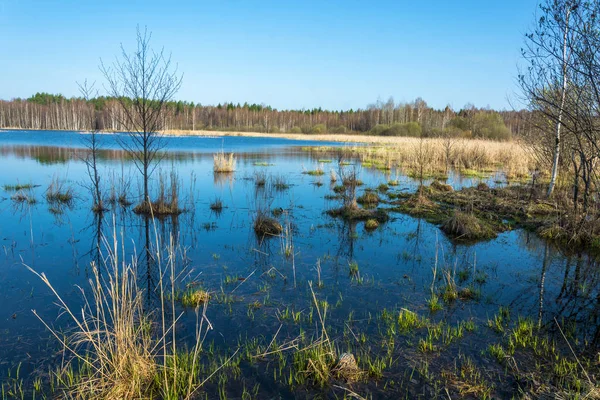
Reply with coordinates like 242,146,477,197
253,161,273,166
210,197,223,211
273,175,290,190
11,190,37,204
46,177,74,204
3,183,36,191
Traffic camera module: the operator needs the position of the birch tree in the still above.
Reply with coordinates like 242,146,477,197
100,26,182,212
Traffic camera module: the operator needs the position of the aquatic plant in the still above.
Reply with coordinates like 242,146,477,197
213,151,236,173
46,176,74,204
210,196,223,211
430,180,453,192
272,174,290,190
25,227,215,399
133,170,182,216
329,169,338,183
177,287,211,307
2,183,36,191
10,189,36,204
254,211,283,237
254,170,267,187
303,164,325,176
365,219,379,230
441,210,495,240
356,191,380,206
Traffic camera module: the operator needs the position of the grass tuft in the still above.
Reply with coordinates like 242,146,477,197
213,151,236,173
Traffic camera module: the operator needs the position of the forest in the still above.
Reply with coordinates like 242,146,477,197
0,93,525,140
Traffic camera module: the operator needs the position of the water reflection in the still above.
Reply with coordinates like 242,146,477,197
0,130,599,395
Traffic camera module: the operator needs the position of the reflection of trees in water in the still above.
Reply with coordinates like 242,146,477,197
252,234,274,272
335,219,358,262
512,230,600,347
1,144,324,166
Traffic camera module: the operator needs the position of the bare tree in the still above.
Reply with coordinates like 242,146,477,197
100,26,182,212
520,0,578,197
78,80,106,212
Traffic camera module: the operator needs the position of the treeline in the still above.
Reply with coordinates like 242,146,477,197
0,93,527,140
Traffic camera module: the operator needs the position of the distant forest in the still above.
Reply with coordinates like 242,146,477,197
0,93,528,140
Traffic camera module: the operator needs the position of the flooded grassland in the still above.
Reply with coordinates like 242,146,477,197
0,130,598,399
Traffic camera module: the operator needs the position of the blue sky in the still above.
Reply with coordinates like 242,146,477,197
0,0,538,111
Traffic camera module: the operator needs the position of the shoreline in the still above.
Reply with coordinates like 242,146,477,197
0,127,519,146
0,127,387,144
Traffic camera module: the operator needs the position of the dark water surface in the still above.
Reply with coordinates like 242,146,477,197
0,130,598,398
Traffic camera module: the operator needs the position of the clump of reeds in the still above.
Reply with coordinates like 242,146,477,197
134,171,182,216
107,170,132,208
430,180,453,192
303,163,325,176
273,175,290,191
213,151,236,173
365,219,379,230
3,183,36,191
25,227,212,399
254,170,267,187
178,288,211,308
254,211,283,237
292,282,363,385
11,189,36,204
46,176,74,204
311,137,534,181
441,210,496,240
356,191,380,206
210,196,223,211
327,202,389,222
329,169,338,183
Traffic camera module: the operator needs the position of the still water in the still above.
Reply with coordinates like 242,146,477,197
0,130,597,398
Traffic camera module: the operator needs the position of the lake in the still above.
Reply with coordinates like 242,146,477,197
0,129,597,399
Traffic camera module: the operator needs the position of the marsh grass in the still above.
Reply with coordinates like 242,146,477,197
107,170,132,208
290,282,365,387
253,161,273,167
133,170,182,216
209,197,223,211
307,139,534,186
356,191,380,206
303,163,325,176
11,189,36,204
25,224,215,399
327,202,388,223
213,151,236,173
46,176,74,204
254,211,283,237
329,169,338,183
272,175,290,191
441,210,496,240
364,219,379,230
254,170,267,187
176,287,211,308
3,183,37,191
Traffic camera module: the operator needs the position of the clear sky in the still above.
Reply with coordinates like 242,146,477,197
0,0,539,111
